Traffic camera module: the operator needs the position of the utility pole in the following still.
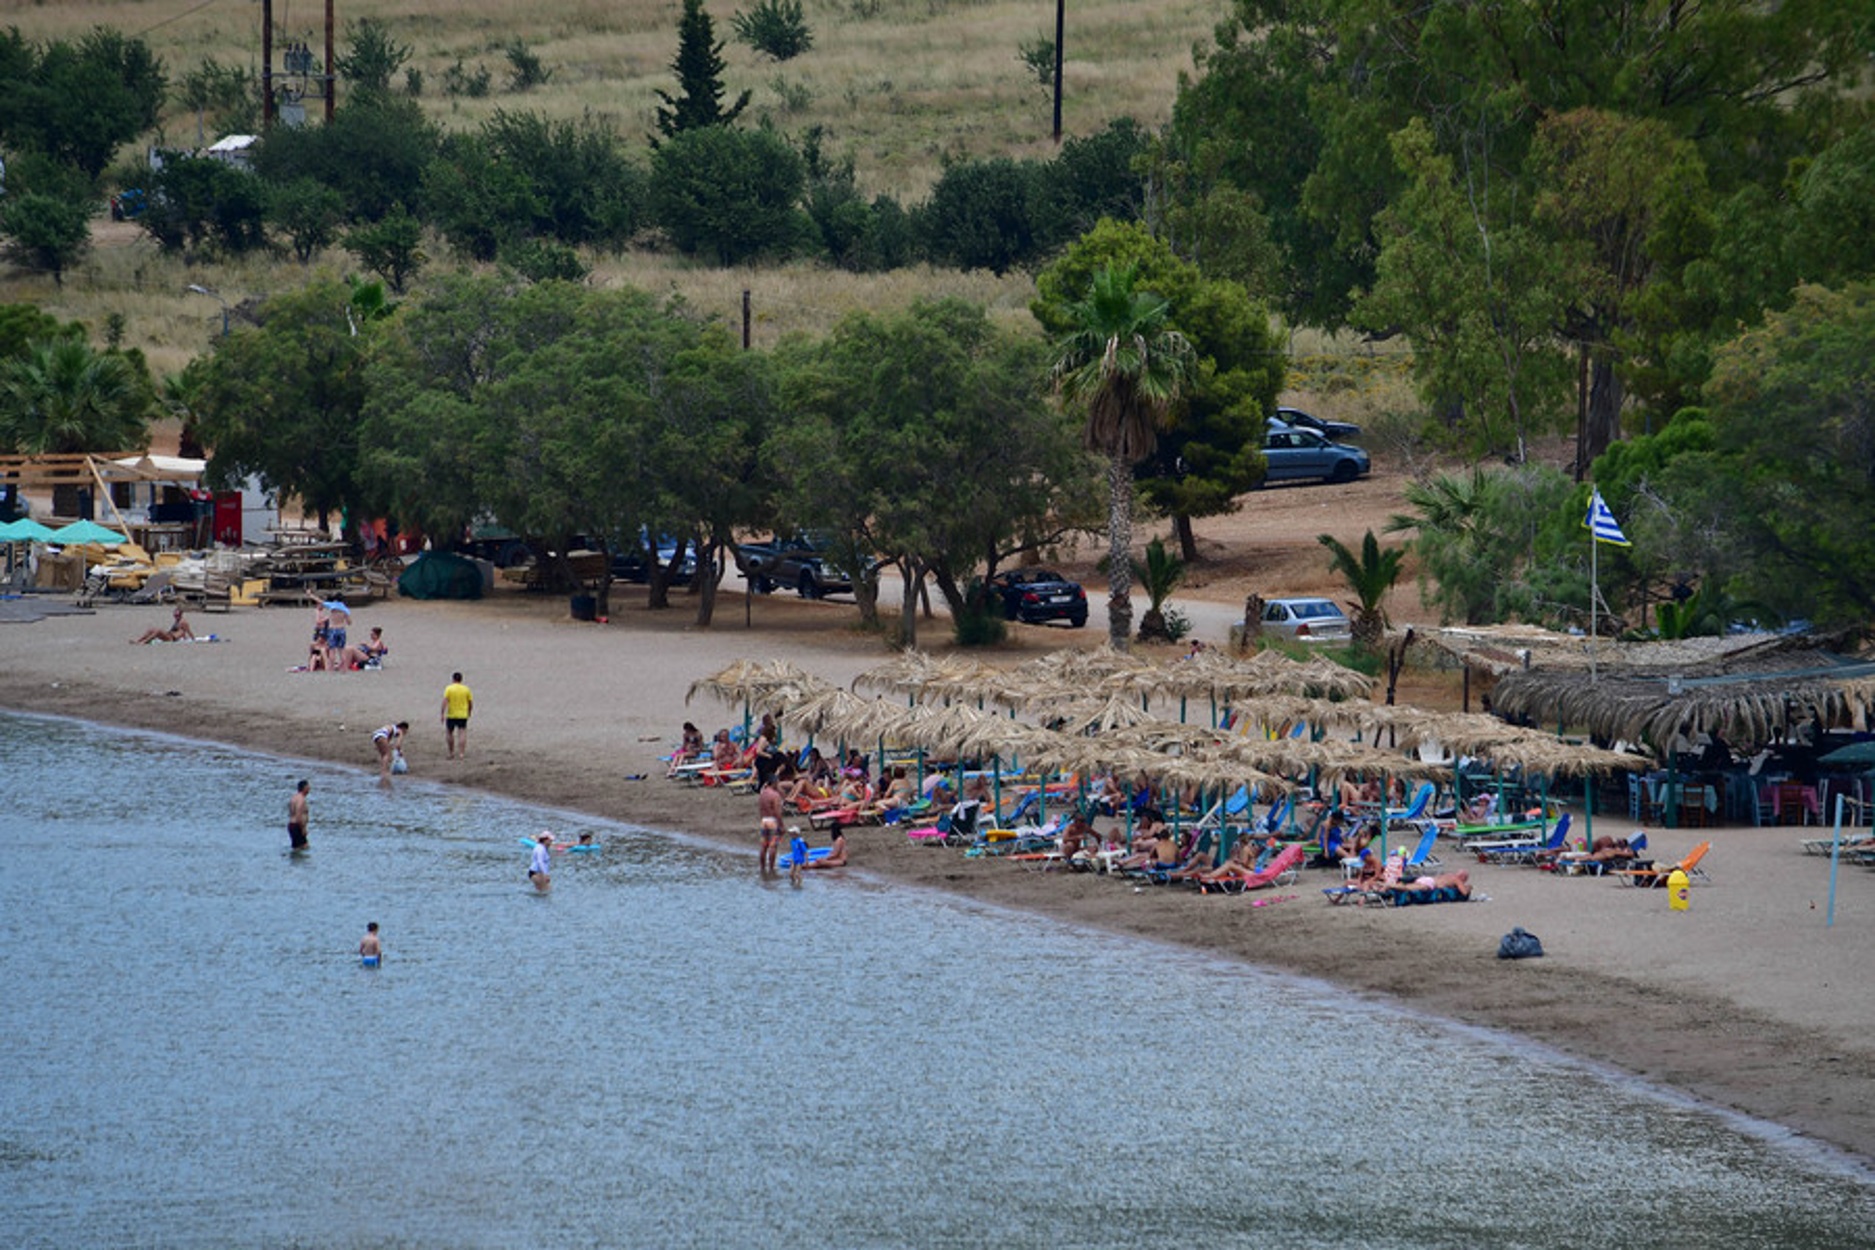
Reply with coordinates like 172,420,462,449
325,0,336,122
262,0,275,128
1052,0,1065,144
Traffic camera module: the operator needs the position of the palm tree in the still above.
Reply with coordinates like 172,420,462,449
1384,466,1495,624
1052,265,1194,649
1317,530,1406,648
0,338,149,516
1133,536,1186,642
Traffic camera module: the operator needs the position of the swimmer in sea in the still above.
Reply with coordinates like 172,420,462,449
287,779,311,850
758,777,783,875
359,922,382,967
528,832,554,892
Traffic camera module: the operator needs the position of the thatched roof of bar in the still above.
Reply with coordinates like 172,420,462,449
1403,623,1818,679
1491,656,1875,748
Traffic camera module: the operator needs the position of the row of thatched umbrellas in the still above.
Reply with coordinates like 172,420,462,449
688,649,1643,828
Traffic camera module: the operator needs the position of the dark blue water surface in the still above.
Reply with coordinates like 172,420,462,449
1,712,1871,1249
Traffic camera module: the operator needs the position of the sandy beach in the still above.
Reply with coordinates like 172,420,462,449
3,585,1872,1164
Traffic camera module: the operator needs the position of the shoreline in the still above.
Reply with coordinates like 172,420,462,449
5,590,1873,1163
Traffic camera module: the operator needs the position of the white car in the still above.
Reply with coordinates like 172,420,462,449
1259,597,1352,642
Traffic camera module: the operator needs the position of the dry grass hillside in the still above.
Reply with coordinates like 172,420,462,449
11,0,1227,198
4,0,1454,628
3,0,1231,371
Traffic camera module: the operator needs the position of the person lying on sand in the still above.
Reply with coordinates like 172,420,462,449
802,823,849,870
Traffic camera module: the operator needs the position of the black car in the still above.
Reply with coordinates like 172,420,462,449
1275,406,1362,442
989,568,1088,627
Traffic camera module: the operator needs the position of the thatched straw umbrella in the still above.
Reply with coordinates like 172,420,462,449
1034,693,1168,736
687,659,831,738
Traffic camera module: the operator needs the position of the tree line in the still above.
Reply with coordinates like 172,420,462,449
1159,1,1875,634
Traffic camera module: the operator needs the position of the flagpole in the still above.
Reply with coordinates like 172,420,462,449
1590,514,1599,683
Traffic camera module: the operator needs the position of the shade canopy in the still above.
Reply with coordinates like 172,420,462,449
46,520,127,546
0,517,58,541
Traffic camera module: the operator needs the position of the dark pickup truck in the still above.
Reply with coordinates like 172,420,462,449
738,533,871,599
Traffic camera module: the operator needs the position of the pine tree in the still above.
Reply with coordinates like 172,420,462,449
653,0,750,142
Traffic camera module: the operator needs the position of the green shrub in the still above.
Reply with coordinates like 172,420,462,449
502,238,589,283
952,580,1008,647
734,0,814,61
443,58,492,98
505,40,552,92
1017,36,1054,91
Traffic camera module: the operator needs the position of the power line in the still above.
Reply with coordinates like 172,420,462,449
137,0,227,38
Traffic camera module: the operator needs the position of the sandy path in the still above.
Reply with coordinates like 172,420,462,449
3,587,1872,1164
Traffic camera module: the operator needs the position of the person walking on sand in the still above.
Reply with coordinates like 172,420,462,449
758,777,783,875
442,672,473,760
287,779,311,850
372,721,409,782
528,831,554,892
359,922,382,967
324,599,351,673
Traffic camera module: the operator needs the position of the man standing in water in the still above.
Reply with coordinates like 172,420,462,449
528,831,554,892
359,922,382,967
287,779,311,850
758,776,783,875
441,671,473,760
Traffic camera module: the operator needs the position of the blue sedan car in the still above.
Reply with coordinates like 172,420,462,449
1262,419,1370,485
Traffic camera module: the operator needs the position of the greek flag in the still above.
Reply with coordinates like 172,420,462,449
1584,488,1631,547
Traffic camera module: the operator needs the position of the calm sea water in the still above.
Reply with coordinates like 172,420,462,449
1,711,1871,1249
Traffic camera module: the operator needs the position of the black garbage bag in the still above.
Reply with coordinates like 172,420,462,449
1497,927,1545,960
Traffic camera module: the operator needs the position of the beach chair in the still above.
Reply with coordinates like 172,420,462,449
1614,840,1711,888
1470,813,1570,862
1799,831,1875,857
1384,782,1436,828
1397,823,1443,874
121,569,175,604
1201,842,1306,894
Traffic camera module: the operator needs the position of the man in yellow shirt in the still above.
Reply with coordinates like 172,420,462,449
441,671,474,760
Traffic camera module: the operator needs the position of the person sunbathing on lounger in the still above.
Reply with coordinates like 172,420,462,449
1193,838,1262,885
1058,812,1095,861
1347,846,1384,889
1539,833,1641,867
1309,811,1349,868
1391,869,1473,899
668,722,707,776
1112,828,1180,875
1339,776,1381,811
874,767,914,808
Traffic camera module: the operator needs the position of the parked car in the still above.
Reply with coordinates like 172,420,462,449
1258,596,1352,641
1262,419,1370,484
739,531,874,599
610,532,697,585
988,568,1088,628
1275,406,1362,442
